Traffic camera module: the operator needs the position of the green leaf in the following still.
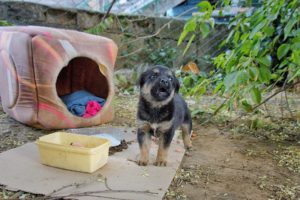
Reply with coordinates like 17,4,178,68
224,72,238,90
183,34,195,55
197,1,212,12
178,18,197,46
223,0,230,6
241,33,249,41
284,17,298,40
291,42,300,50
249,19,267,39
263,25,274,37
292,34,300,43
257,55,272,67
291,49,300,65
213,82,223,94
277,44,290,60
183,76,193,87
208,18,215,28
195,85,206,95
178,30,188,45
248,67,259,81
288,67,300,82
245,0,252,7
241,100,253,112
225,30,235,44
236,70,249,85
233,31,240,45
259,66,271,83
272,35,280,47
250,87,262,104
252,41,261,56
191,79,207,96
240,40,252,55
200,23,210,38
184,19,197,32
278,59,289,69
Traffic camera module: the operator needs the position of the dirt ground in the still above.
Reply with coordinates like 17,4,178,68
0,94,299,199
166,124,300,200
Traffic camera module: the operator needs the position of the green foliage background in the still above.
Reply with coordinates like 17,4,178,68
179,0,300,113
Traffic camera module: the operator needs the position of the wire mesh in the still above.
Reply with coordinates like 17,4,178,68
1,0,229,70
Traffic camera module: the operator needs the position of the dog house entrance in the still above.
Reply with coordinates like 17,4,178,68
56,57,109,118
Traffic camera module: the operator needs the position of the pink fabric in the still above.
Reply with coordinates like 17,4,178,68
83,101,102,118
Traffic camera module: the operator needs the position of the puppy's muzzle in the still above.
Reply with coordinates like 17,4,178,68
158,78,171,94
160,78,169,87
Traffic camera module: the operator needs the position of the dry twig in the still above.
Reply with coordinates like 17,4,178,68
44,176,158,200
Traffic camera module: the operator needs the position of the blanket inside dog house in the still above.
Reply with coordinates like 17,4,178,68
0,26,118,129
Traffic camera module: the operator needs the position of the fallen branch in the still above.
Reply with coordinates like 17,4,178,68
68,194,132,200
252,80,300,111
234,81,300,127
44,176,158,200
104,177,112,191
46,189,158,200
118,48,144,58
200,80,300,126
200,99,228,125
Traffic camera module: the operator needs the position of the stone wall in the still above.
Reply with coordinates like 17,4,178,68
0,1,229,71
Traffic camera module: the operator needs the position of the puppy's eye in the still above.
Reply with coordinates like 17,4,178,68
150,75,157,80
168,76,173,81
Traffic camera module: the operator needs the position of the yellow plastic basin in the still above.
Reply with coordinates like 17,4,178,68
36,132,110,173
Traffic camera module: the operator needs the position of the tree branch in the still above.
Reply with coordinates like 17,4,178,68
100,0,117,24
44,176,158,200
120,6,200,47
252,80,300,111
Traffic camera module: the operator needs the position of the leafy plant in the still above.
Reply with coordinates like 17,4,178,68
179,0,300,113
85,17,114,35
178,1,216,55
0,20,13,26
144,41,177,66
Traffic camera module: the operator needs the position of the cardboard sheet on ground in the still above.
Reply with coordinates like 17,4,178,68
0,126,185,199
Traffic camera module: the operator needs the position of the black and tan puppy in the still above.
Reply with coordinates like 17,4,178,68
137,65,192,166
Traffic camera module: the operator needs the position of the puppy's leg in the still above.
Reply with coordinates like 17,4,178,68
181,122,192,150
137,127,151,166
155,129,174,166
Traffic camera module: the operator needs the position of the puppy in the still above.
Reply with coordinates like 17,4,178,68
137,65,192,166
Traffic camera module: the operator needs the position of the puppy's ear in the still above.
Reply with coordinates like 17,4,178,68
138,72,146,87
174,76,180,93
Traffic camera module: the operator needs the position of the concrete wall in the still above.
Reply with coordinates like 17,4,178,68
0,1,229,71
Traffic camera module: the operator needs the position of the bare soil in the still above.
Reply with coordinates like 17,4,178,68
0,94,299,199
165,124,300,200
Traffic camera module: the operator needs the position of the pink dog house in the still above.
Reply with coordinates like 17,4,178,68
0,26,118,129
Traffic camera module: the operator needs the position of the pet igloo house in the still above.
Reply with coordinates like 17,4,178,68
0,26,118,129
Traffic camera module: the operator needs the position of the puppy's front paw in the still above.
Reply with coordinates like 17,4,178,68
154,160,167,167
138,159,149,166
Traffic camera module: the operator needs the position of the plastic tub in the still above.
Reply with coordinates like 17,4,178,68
36,132,110,173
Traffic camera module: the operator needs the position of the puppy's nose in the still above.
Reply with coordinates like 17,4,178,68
160,78,169,86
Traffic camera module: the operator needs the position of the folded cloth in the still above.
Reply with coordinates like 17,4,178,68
83,101,102,118
61,90,105,117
